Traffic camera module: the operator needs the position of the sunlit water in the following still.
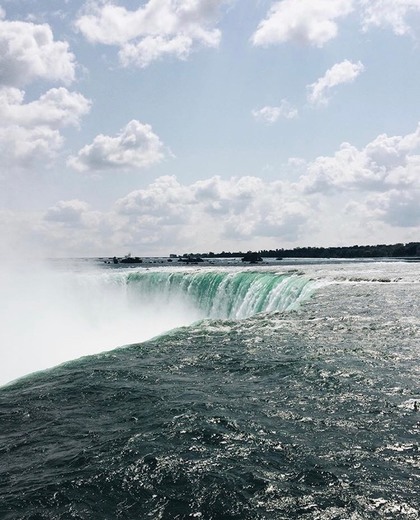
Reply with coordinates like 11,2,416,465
0,259,419,519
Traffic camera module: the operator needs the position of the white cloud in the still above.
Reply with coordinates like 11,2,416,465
0,87,91,169
0,125,64,169
252,100,298,123
75,0,226,67
299,124,420,194
44,200,91,226
0,16,76,87
365,189,420,227
0,87,91,129
115,175,194,222
119,35,195,68
307,60,365,106
68,120,165,172
364,132,414,170
360,0,420,35
251,0,353,47
193,175,267,217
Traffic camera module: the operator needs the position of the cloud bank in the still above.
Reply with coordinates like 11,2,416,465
30,122,420,256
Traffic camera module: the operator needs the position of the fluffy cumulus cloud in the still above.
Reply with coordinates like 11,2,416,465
0,87,90,129
300,124,420,194
360,0,420,35
75,0,226,67
292,123,420,241
251,0,353,47
116,176,193,221
307,60,365,106
0,13,76,87
252,100,298,123
0,87,91,168
68,120,165,172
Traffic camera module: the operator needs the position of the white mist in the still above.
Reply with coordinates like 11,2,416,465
0,263,203,387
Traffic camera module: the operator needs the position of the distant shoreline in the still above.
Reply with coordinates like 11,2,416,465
50,242,420,264
178,242,420,260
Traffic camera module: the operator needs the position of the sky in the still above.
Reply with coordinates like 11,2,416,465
1,0,420,257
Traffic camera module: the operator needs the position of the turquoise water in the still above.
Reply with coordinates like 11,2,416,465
0,262,419,519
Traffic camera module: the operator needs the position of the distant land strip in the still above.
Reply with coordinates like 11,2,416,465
180,242,420,259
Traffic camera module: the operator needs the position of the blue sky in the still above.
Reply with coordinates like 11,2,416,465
1,0,420,257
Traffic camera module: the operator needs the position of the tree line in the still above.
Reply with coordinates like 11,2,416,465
182,242,420,259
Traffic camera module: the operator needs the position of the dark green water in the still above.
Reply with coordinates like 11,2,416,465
0,265,419,519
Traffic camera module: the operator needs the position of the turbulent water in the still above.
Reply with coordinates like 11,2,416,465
0,259,419,519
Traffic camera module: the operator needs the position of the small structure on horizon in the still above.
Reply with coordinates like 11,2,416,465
109,253,143,264
178,254,204,264
120,254,143,264
241,252,263,263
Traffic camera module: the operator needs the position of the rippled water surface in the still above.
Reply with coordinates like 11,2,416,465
0,260,419,519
